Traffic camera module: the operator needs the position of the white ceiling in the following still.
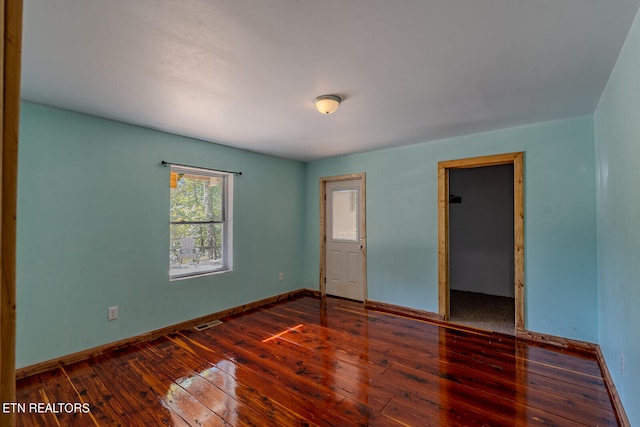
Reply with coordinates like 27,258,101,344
21,0,640,162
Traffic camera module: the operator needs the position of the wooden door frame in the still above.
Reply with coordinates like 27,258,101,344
438,152,524,332
1,1,23,426
319,173,367,299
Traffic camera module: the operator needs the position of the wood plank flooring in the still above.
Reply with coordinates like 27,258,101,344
15,296,621,426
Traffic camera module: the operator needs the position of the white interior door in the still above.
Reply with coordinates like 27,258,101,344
325,178,365,301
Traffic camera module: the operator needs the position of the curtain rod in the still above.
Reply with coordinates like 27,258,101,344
161,161,242,176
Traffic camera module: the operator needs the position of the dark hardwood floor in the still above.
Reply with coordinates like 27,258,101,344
15,296,621,426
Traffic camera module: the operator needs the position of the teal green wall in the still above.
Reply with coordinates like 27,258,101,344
17,102,305,367
17,102,602,384
304,116,598,342
594,6,640,424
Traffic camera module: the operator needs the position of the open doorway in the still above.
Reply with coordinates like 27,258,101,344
438,152,524,334
449,164,514,334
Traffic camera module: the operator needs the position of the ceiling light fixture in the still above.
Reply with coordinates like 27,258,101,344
314,94,342,115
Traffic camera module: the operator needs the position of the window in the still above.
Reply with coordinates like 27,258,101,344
169,165,232,279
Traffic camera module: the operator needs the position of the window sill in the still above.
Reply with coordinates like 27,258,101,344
169,268,231,282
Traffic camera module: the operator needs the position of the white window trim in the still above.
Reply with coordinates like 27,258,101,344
169,166,233,280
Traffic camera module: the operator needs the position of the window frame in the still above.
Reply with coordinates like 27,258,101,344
169,164,233,280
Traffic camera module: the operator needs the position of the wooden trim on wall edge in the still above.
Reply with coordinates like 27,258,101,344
595,346,631,427
16,288,318,380
319,179,326,296
365,300,445,322
437,165,449,318
366,299,527,341
515,329,598,353
303,288,322,298
366,299,523,340
517,330,630,425
518,330,630,426
2,2,23,426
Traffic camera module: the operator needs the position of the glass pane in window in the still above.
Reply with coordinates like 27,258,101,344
170,223,224,278
332,189,358,241
170,174,223,222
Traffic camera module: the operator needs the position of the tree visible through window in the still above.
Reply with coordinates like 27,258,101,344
169,165,232,279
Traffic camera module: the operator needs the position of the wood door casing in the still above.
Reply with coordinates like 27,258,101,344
438,152,524,331
1,1,23,426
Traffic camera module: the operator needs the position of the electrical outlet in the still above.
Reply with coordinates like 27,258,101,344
108,306,118,321
279,272,284,281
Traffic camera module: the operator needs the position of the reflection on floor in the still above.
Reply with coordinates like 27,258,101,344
450,289,515,334
15,296,621,426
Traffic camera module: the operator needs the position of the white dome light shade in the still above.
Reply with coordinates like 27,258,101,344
314,95,342,114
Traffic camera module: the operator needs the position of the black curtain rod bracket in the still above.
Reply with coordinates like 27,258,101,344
161,160,242,176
